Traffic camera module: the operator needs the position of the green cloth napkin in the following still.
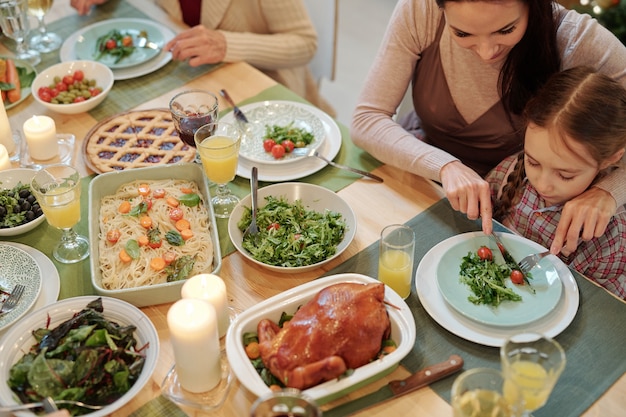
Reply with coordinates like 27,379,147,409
323,199,626,417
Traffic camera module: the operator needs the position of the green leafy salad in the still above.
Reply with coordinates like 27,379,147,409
8,298,148,416
237,196,347,267
459,250,524,307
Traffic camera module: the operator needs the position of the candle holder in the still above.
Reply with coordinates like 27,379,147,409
161,349,234,411
9,130,22,163
20,133,74,169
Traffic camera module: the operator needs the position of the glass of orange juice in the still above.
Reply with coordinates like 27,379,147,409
378,224,415,299
452,367,523,417
194,122,242,218
30,164,89,263
500,332,566,416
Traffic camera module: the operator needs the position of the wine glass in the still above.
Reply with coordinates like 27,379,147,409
0,0,40,65
169,89,219,148
452,367,523,417
30,164,89,264
500,332,566,416
194,122,242,218
27,0,62,52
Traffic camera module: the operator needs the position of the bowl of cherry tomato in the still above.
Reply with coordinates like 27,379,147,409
31,60,114,114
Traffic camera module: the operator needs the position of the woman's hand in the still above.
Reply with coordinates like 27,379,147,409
70,0,108,15
551,187,616,256
440,161,493,234
165,26,227,67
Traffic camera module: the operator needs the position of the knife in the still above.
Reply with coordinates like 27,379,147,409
323,354,464,417
219,89,249,123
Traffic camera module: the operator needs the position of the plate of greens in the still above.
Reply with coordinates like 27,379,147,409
235,101,326,165
228,182,356,273
0,56,36,110
74,18,164,69
0,296,159,416
435,232,563,327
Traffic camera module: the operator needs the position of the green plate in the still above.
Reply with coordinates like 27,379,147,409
1,55,36,110
74,18,163,69
436,232,563,327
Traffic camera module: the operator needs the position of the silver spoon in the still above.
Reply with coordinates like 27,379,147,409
242,166,260,243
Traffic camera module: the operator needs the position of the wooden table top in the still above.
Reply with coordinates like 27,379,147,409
2,1,624,415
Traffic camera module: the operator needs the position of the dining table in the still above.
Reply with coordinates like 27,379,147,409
1,0,626,416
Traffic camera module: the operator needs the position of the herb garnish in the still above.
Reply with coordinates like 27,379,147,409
459,251,522,306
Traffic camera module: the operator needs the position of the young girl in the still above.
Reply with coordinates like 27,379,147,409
487,66,626,299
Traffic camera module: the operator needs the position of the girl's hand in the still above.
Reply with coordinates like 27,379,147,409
440,161,493,234
551,187,615,256
70,0,108,15
164,26,227,67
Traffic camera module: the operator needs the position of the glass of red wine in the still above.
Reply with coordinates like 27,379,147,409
169,89,219,147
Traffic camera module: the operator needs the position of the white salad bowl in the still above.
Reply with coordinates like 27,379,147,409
0,168,45,236
0,296,159,417
227,182,356,273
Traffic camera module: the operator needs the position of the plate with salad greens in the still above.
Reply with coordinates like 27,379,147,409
235,101,326,165
416,231,579,347
435,232,563,327
228,182,356,273
0,296,159,416
74,18,165,69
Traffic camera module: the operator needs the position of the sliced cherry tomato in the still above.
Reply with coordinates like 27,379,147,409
106,229,121,243
105,39,117,49
153,188,166,198
138,183,151,196
267,222,280,231
510,269,524,285
163,251,177,265
271,144,285,159
169,207,184,221
282,140,295,153
477,246,493,261
263,139,276,153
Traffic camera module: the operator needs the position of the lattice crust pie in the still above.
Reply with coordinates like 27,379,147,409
83,108,197,173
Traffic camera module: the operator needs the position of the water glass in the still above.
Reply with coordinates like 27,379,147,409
250,388,321,417
378,224,415,299
169,89,219,147
0,0,40,65
452,367,523,417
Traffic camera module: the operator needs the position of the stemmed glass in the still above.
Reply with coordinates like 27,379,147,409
27,0,62,52
452,367,523,417
194,122,242,218
30,164,89,264
500,332,566,416
0,0,40,65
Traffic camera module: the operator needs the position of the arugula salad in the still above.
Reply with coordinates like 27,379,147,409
237,196,347,267
8,298,148,416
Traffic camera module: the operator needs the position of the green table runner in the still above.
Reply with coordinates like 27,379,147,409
323,199,626,417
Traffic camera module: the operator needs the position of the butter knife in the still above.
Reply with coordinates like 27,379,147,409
219,89,249,123
323,354,464,416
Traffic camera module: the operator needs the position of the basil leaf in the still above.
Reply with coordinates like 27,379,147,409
165,230,184,246
178,193,200,207
125,239,140,259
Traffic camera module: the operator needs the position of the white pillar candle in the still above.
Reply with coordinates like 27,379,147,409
0,101,15,154
0,144,10,171
22,115,59,160
167,298,221,393
181,274,230,338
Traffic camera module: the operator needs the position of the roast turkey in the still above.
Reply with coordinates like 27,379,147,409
257,282,391,389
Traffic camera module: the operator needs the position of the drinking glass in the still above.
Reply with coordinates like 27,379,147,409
27,0,61,52
0,0,40,65
194,122,241,218
169,89,219,148
452,367,523,417
250,388,322,417
378,224,415,299
30,164,89,264
500,332,566,416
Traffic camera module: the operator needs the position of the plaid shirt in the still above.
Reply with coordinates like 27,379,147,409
486,155,626,299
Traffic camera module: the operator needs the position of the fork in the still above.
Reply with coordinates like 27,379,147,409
242,166,260,244
292,148,384,182
0,284,25,315
0,397,104,412
518,250,552,274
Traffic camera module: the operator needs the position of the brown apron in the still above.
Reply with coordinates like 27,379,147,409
405,18,524,177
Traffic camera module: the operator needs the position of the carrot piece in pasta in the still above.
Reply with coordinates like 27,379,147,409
140,215,153,229
138,183,151,196
175,218,191,231
137,235,149,246
181,186,194,194
181,229,194,240
118,201,131,213
150,257,166,271
167,197,179,207
119,249,132,263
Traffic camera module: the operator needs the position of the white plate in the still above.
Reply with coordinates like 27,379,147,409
0,242,59,338
1,55,37,110
74,20,163,69
238,102,326,164
436,233,562,327
416,232,580,347
224,101,342,182
0,296,159,417
0,244,42,332
226,273,416,405
60,18,174,81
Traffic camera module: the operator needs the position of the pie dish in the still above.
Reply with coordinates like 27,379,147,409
82,108,197,173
